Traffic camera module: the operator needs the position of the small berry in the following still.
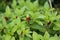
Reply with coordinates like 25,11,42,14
21,31,23,34
47,21,51,25
4,17,8,21
16,16,18,18
1,27,5,33
26,17,30,22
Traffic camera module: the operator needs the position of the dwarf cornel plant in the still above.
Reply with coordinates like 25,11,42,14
0,0,60,40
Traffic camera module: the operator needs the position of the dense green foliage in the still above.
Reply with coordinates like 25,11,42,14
0,0,60,40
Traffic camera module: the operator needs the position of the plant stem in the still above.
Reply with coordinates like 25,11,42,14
48,0,52,8
48,0,53,13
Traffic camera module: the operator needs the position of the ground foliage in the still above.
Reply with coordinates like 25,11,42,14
0,0,60,40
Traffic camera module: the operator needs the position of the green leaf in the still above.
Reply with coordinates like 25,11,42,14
11,25,18,35
33,32,40,40
57,15,60,19
33,0,39,11
15,17,21,25
2,17,7,27
49,34,60,40
31,12,40,20
44,31,50,40
5,34,11,40
26,34,32,38
18,0,25,8
54,22,60,27
53,26,60,30
11,37,15,40
17,29,21,35
53,21,60,30
30,23,46,32
25,29,32,38
5,6,11,17
44,1,50,9
0,24,3,30
19,36,24,40
20,21,26,30
26,0,35,11
24,36,31,40
50,16,56,21
38,14,46,19
39,35,43,40
12,0,17,8
15,6,25,17
35,20,43,26
33,0,38,7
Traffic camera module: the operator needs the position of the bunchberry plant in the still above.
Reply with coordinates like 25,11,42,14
0,0,60,40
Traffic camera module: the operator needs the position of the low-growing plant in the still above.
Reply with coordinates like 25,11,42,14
0,0,60,40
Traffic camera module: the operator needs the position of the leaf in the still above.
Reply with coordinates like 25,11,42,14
0,24,3,30
5,34,11,40
53,26,60,30
44,31,50,40
26,0,34,11
24,36,31,40
30,23,47,32
38,14,46,19
53,21,60,30
19,36,24,40
5,6,11,17
15,17,21,25
54,11,57,16
11,26,18,35
20,21,26,30
31,12,40,20
50,16,56,21
18,0,25,8
2,17,7,27
33,32,40,40
35,20,43,26
57,15,60,19
49,34,60,40
44,1,50,9
15,6,25,17
17,29,21,35
12,0,17,8
54,22,60,27
33,0,38,7
25,29,32,38
11,37,15,40
33,0,39,11
39,35,43,40
26,34,32,38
